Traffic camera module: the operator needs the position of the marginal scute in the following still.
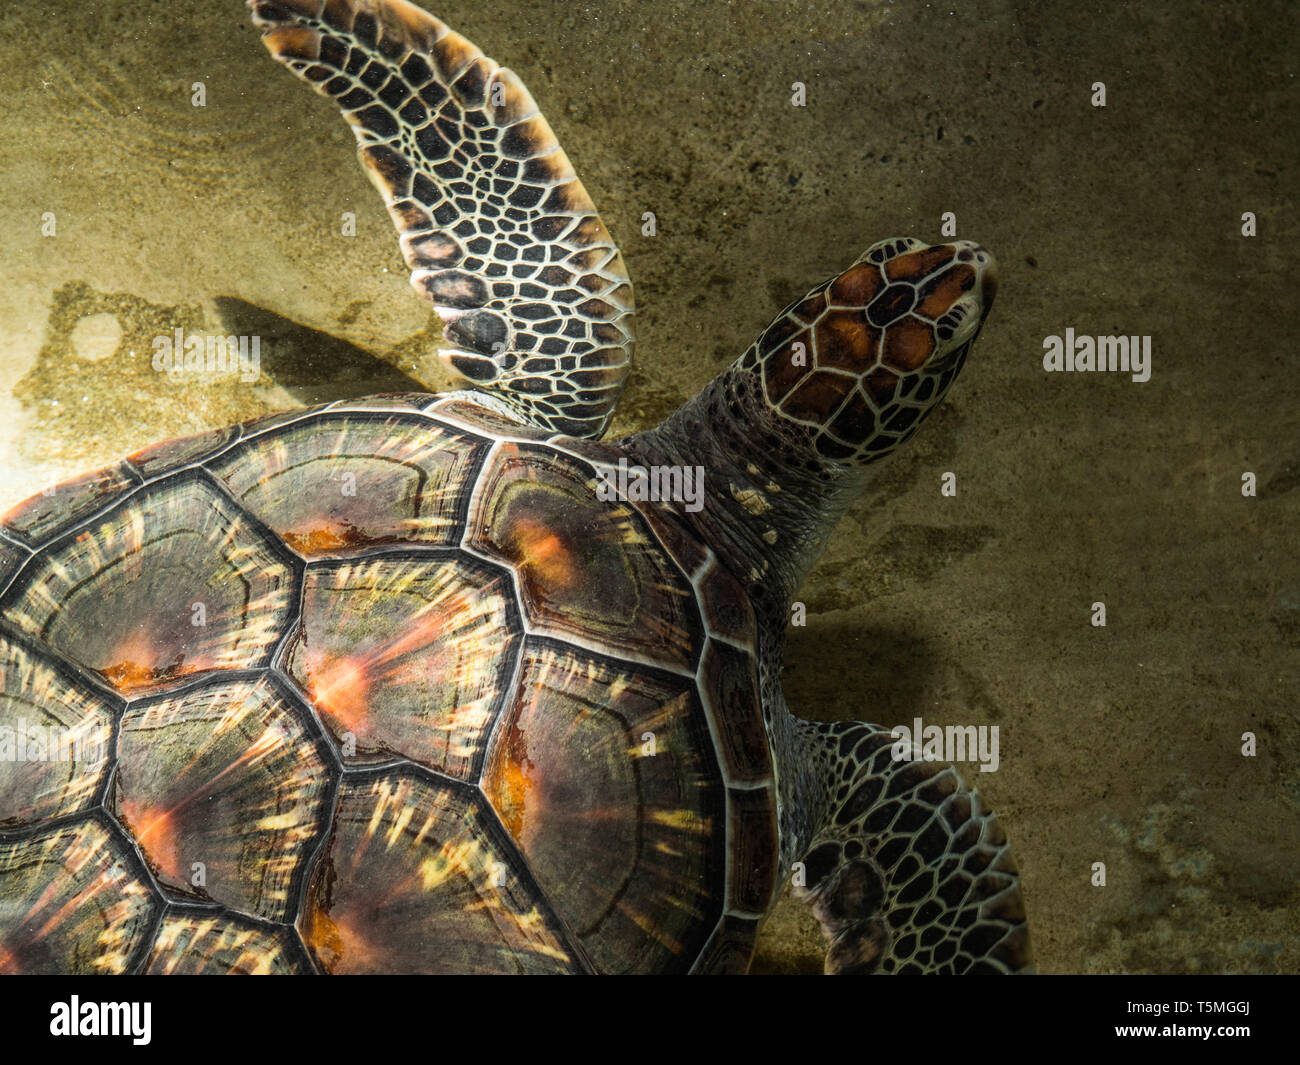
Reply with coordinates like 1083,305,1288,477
0,818,157,974
726,788,780,915
112,677,332,922
235,406,316,438
690,915,761,974
483,641,724,973
301,771,578,974
145,915,310,975
1,463,138,549
328,392,432,411
698,641,770,785
0,634,113,828
698,558,758,647
283,554,520,778
423,396,552,441
0,477,295,694
128,425,238,480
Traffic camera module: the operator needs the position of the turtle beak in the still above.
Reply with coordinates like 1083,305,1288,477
952,240,997,312
976,247,998,309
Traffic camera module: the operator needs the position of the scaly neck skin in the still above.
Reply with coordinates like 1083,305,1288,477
624,368,861,627
625,367,868,874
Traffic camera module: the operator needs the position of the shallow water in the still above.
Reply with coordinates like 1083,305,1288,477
0,0,1296,973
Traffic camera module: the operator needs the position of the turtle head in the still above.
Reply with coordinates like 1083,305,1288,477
629,236,997,604
744,236,996,464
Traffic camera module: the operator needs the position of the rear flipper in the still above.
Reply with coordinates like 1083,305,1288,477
793,720,1030,974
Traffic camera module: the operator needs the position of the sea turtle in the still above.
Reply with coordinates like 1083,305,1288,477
0,0,1028,974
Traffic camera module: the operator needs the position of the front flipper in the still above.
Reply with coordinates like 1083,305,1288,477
793,719,1030,974
249,0,635,437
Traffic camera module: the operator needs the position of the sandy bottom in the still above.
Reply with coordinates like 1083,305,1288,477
0,0,1295,973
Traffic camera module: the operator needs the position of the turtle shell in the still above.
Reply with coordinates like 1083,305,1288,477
0,394,777,974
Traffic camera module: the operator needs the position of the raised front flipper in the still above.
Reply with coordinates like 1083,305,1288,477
249,0,635,437
793,719,1030,974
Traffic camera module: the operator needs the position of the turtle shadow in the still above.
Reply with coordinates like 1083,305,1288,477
212,297,429,405
782,619,938,726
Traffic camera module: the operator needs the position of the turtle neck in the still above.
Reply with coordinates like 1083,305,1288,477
623,365,865,629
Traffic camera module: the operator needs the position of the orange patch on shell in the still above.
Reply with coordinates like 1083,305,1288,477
117,798,187,884
302,907,358,974
306,654,371,735
488,750,536,842
510,518,578,593
101,631,162,692
282,523,362,555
